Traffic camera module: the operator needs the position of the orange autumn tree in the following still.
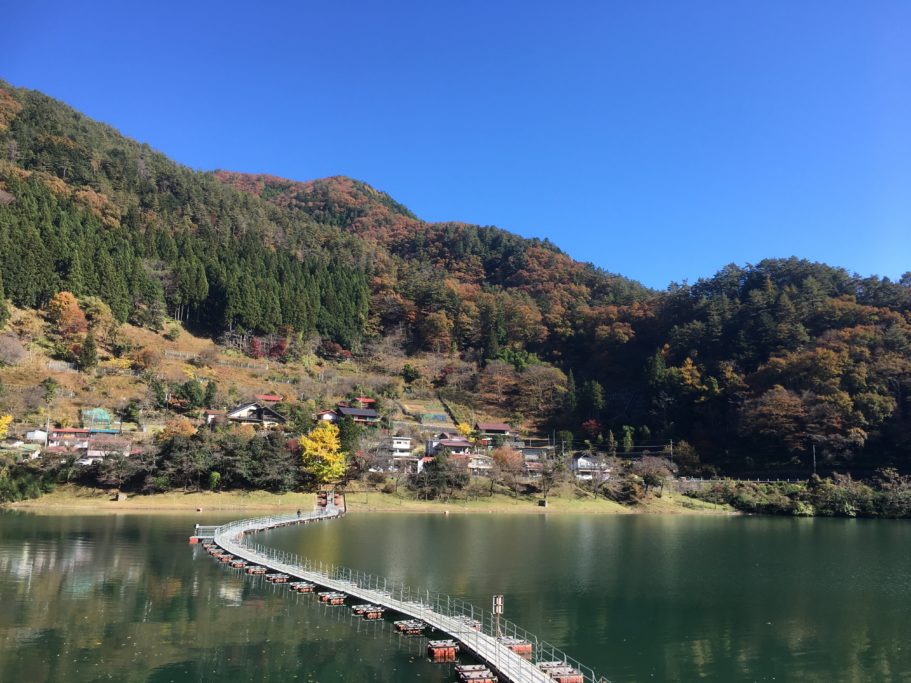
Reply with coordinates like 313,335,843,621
46,291,88,360
158,417,198,441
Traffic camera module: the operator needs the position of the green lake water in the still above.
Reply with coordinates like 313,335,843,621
0,511,909,682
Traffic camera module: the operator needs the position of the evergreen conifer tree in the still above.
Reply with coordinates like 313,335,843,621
565,369,577,417
0,264,7,326
78,332,97,371
203,380,218,408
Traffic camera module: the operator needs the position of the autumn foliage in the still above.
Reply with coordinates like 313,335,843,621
299,422,347,484
158,417,197,441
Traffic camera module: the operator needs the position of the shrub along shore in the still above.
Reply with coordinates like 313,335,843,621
686,471,911,518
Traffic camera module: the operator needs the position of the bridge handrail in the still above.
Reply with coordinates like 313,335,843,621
212,510,610,683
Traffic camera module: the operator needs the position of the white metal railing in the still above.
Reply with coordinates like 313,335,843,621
210,509,610,683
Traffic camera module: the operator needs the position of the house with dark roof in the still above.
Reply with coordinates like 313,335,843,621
225,403,287,429
474,421,515,439
336,405,380,426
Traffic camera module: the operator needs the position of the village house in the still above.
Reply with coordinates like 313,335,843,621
225,402,287,429
380,435,413,458
523,460,544,478
425,433,473,456
41,427,134,464
571,453,611,481
378,436,418,472
315,409,338,423
203,409,226,426
474,421,517,445
0,441,42,461
522,445,555,478
453,453,495,477
47,428,91,451
335,405,380,426
81,435,132,465
521,445,555,460
26,429,48,444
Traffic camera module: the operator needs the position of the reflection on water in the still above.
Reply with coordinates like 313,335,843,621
1,511,910,682
0,512,454,682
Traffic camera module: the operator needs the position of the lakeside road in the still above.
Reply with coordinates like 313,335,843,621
4,484,735,515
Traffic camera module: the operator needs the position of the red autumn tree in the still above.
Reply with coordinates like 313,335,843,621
47,291,88,340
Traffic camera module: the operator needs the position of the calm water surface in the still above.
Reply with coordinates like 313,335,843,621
0,511,909,682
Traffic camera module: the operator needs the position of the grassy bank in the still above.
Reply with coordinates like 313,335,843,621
5,484,734,515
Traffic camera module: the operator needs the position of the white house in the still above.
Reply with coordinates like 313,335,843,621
378,436,418,473
571,453,611,481
380,436,413,457
26,430,48,444
456,453,495,477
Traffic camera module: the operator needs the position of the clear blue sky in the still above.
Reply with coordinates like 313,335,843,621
3,1,909,289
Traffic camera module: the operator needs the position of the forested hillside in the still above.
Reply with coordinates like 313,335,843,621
0,82,369,344
216,175,911,473
1,79,910,474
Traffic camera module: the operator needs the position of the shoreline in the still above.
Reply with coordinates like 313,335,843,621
2,485,735,516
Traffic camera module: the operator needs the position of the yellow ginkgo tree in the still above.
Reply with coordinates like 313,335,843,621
0,414,12,440
299,422,347,484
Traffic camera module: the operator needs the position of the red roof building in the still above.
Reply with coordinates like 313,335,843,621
254,394,283,403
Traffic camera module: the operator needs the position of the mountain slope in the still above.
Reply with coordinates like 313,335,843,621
1,80,910,472
213,170,654,361
0,80,371,342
